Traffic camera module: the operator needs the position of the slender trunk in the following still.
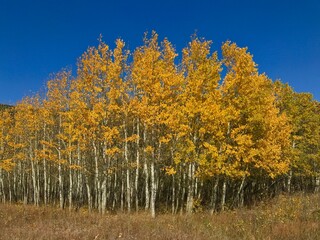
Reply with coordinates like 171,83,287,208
150,156,156,218
43,156,47,205
150,141,159,218
101,141,108,214
170,147,175,214
47,163,50,205
210,176,219,215
315,175,320,193
232,176,246,208
0,131,4,202
172,174,175,214
195,177,198,199
43,123,47,205
175,166,181,214
135,119,140,212
13,170,16,202
121,171,124,212
180,164,186,214
93,140,100,210
123,119,131,213
76,143,82,207
222,122,230,211
143,126,149,210
240,177,245,207
287,170,292,193
30,143,38,206
58,114,64,209
186,162,195,214
68,149,73,211
58,150,64,209
0,168,4,203
23,163,27,205
112,171,117,210
86,179,92,212
36,160,40,204
8,172,12,203
287,141,295,193
101,177,107,214
221,178,227,211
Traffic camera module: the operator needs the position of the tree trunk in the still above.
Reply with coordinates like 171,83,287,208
30,144,38,206
232,176,245,208
135,120,140,212
180,164,186,214
0,168,4,203
58,154,64,209
123,119,131,213
172,174,175,214
150,156,156,218
210,176,219,215
221,178,227,211
68,149,73,211
143,126,149,211
101,176,107,214
58,114,64,209
42,123,48,205
86,179,92,212
287,170,292,193
315,175,320,193
186,162,195,214
150,140,160,218
93,140,100,210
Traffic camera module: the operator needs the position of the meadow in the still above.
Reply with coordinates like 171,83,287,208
0,193,319,240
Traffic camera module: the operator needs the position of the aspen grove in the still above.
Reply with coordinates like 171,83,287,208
0,33,319,217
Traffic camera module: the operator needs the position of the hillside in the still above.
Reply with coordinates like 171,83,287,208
0,103,13,111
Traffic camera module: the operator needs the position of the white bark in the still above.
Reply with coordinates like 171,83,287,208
135,120,140,211
124,119,131,213
210,176,219,215
221,178,227,211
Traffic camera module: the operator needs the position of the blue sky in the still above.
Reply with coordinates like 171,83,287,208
0,0,319,104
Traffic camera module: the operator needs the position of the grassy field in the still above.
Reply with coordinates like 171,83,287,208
0,193,319,240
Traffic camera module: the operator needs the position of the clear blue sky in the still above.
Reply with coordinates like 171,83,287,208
1,0,319,104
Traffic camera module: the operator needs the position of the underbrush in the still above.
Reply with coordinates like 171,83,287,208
0,193,319,239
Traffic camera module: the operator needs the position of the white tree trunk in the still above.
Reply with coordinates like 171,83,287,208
143,127,149,210
186,163,195,214
150,156,156,218
135,120,140,212
210,176,219,215
221,178,227,211
124,119,131,213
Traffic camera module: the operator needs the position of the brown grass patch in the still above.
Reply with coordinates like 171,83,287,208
0,193,319,239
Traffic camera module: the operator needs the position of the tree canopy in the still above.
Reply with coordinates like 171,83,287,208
0,32,319,217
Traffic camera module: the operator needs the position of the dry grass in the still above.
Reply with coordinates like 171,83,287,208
0,193,320,240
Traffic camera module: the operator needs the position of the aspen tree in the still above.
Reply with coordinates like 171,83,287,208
0,109,15,202
46,71,72,208
132,32,180,217
178,37,221,213
221,42,291,207
1,33,318,214
275,81,320,192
